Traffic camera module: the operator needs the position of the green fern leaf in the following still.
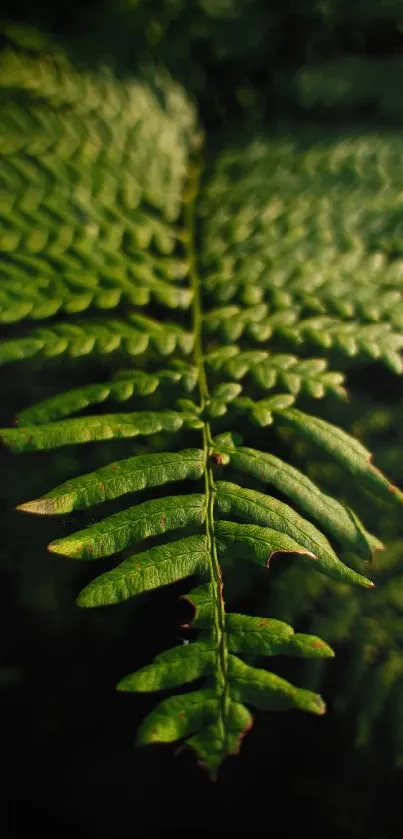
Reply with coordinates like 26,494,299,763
278,408,403,504
77,535,210,605
17,363,197,424
215,520,373,588
18,449,205,513
215,482,373,586
1,30,402,778
225,614,334,659
214,443,383,560
206,347,346,399
49,494,206,559
228,656,325,715
0,314,193,365
1,412,197,452
16,374,161,424
117,641,216,691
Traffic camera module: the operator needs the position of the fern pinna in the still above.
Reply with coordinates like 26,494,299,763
1,29,403,779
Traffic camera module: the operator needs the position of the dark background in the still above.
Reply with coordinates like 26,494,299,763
1,2,403,836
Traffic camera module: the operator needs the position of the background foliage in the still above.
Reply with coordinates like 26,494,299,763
1,1,403,836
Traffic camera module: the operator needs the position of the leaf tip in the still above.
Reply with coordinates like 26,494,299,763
387,482,403,504
315,697,327,716
76,589,91,608
17,499,54,515
304,692,327,716
312,640,335,658
48,538,80,558
371,540,384,555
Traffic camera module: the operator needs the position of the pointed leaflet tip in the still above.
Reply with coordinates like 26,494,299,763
289,634,335,659
387,482,403,504
313,696,327,716
17,499,57,515
48,538,82,558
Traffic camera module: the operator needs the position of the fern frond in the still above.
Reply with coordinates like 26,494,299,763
206,346,346,399
0,38,196,324
1,411,200,453
1,31,403,778
205,305,403,371
16,362,197,424
0,313,193,365
201,132,403,370
116,610,330,778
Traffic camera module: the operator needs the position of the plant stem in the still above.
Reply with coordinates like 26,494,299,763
185,156,229,743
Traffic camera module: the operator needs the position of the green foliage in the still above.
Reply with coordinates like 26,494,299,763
297,56,403,122
253,391,403,769
3,0,403,130
0,32,196,325
264,536,403,767
1,28,403,779
215,442,384,560
18,449,205,513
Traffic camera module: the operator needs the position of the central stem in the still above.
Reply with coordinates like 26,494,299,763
185,159,229,737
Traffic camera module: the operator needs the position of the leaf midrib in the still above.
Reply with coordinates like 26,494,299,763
186,155,230,752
